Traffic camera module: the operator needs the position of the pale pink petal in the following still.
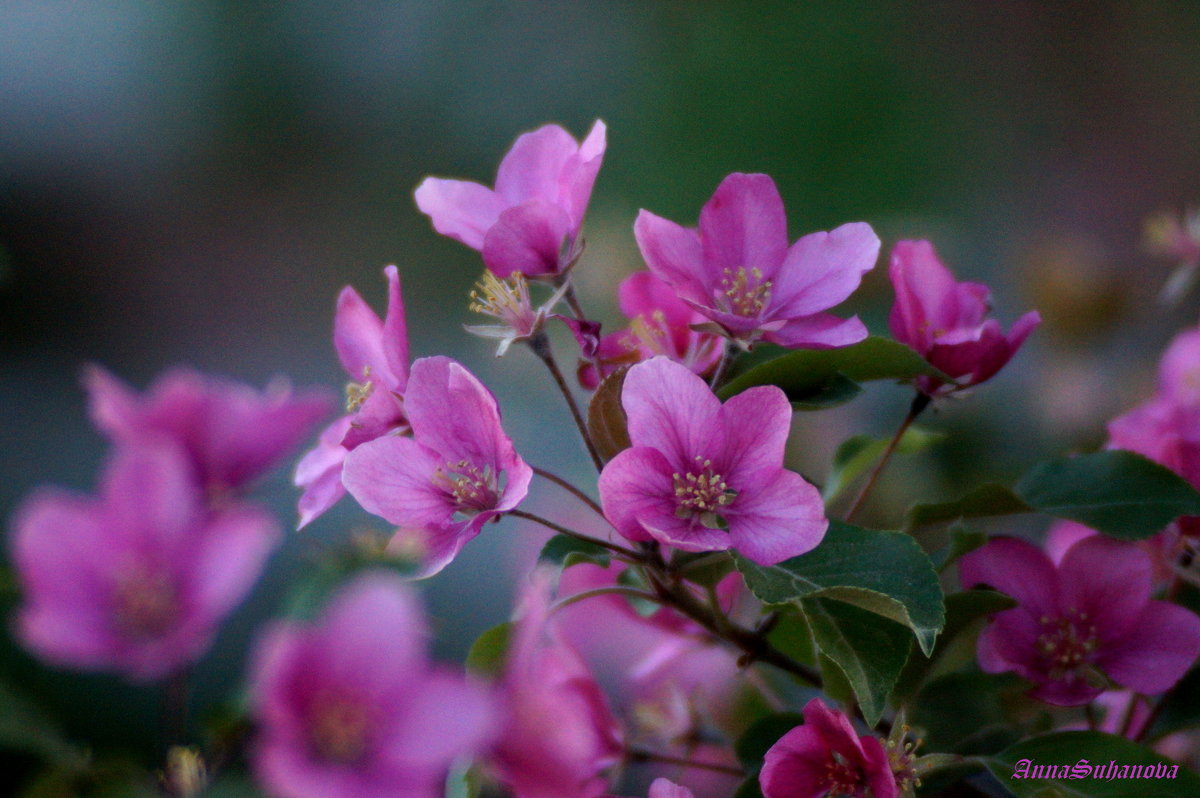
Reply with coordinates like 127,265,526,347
622,357,723,470
697,173,788,277
334,283,388,383
414,177,506,250
561,119,607,230
295,417,352,529
717,385,792,484
380,265,410,387
725,470,826,565
81,364,142,438
888,240,961,351
189,503,279,623
771,222,880,317
101,440,201,546
1044,521,1096,565
648,779,696,798
404,357,515,472
634,210,707,304
598,447,675,543
765,313,867,349
342,435,452,529
495,123,580,205
482,200,572,277
384,669,494,769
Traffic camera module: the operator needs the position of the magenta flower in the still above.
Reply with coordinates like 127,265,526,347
959,535,1200,705
11,440,279,681
1157,326,1200,405
582,271,723,390
491,573,624,798
85,365,331,495
759,698,897,798
249,571,494,798
598,356,826,565
888,240,1040,395
341,356,531,576
633,173,878,349
294,265,411,528
415,121,606,278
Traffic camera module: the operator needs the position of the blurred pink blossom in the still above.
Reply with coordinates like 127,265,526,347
249,572,494,798
415,121,606,278
11,440,278,681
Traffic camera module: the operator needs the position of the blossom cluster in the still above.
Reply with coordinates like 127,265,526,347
7,119,1200,798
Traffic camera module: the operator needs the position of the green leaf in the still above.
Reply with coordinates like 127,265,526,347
734,522,945,654
765,608,817,666
913,672,1027,754
904,483,1032,531
894,589,1017,700
465,622,511,678
735,712,804,772
672,551,735,588
1015,450,1200,540
538,534,611,570
933,522,990,572
0,675,85,768
984,731,1200,797
823,427,944,502
804,598,911,726
717,336,952,406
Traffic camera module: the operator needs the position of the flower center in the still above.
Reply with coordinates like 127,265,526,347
345,366,374,413
434,459,501,516
821,752,868,797
1036,609,1100,681
719,267,772,318
672,456,736,529
308,690,373,764
470,271,538,335
112,563,178,641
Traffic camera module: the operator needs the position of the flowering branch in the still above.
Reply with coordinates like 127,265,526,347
845,391,931,523
528,332,605,471
531,464,605,517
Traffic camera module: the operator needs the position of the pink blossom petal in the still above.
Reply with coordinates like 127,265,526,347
725,470,826,565
404,357,514,473
622,357,723,470
101,440,201,546
190,503,280,623
958,537,1058,619
759,725,833,798
295,417,352,529
1056,536,1152,641
482,200,573,277
413,177,506,250
495,124,581,206
1100,602,1200,696
771,222,880,317
1043,521,1096,565
342,435,452,529
717,385,792,484
561,119,607,230
648,779,696,798
634,210,707,303
81,364,142,438
598,447,675,543
765,313,868,349
862,736,900,798
698,173,788,277
384,668,495,770
888,240,963,350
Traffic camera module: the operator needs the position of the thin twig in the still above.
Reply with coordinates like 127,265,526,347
531,464,605,517
708,340,737,390
528,333,604,471
845,392,932,524
507,509,641,560
550,585,662,614
626,746,745,777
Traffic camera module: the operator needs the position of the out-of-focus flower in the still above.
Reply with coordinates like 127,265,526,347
294,266,411,528
888,240,1040,396
342,356,531,576
598,357,826,565
1157,326,1200,406
11,440,279,681
415,121,606,278
634,173,877,349
581,271,723,390
605,779,697,798
959,536,1200,706
249,572,494,798
1145,208,1200,304
491,573,624,798
759,698,897,798
85,365,331,495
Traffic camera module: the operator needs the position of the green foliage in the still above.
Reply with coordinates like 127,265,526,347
465,623,512,679
913,672,1027,755
717,337,951,409
804,598,910,725
822,426,944,502
984,731,1200,797
672,551,735,588
0,675,87,770
904,483,1031,531
537,534,611,571
734,522,945,655
735,712,804,772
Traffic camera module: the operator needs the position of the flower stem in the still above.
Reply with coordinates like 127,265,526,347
529,332,604,471
845,392,932,524
549,585,663,614
507,509,640,560
708,340,737,390
531,464,605,518
625,746,745,777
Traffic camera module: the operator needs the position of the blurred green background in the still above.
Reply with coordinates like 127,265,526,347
2,0,1200,791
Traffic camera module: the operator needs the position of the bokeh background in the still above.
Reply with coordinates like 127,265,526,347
2,0,1200,790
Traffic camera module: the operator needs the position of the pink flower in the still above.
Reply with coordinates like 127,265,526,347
11,440,279,681
634,173,878,349
1157,326,1200,406
249,571,494,798
598,356,826,565
759,698,896,798
582,271,723,390
294,266,411,528
959,536,1200,705
415,121,606,278
491,574,624,798
341,356,532,576
605,779,696,798
888,240,1040,395
85,365,331,495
